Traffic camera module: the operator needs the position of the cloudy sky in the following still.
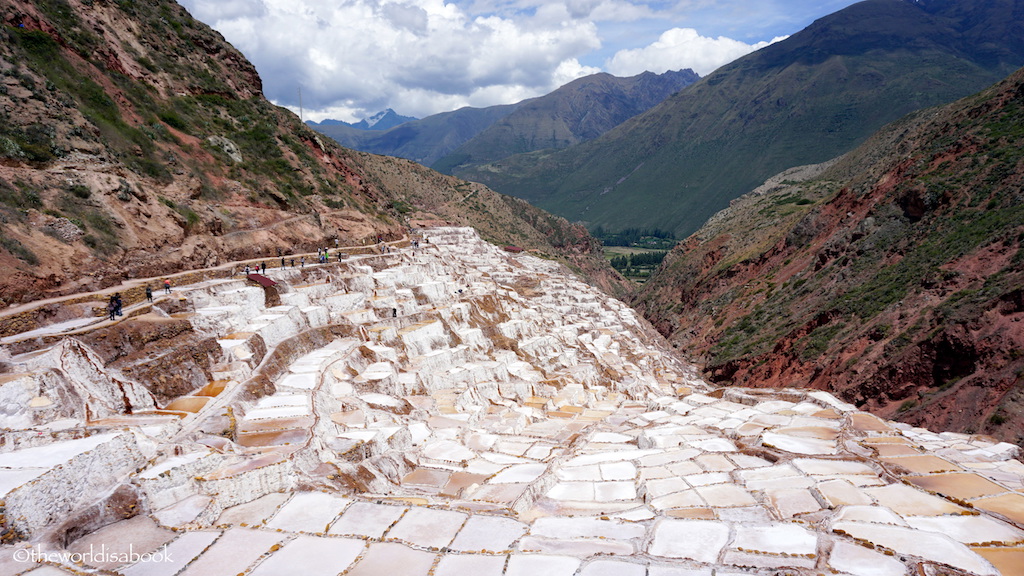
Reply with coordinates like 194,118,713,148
178,0,861,122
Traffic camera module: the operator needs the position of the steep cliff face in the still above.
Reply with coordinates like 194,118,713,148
634,69,1024,445
0,0,622,306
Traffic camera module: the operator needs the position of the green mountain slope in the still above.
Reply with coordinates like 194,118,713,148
434,70,698,174
463,0,1024,237
310,70,697,173
634,67,1024,445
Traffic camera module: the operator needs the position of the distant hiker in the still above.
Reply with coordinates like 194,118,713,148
300,256,305,268
392,308,397,318
107,299,117,321
113,293,123,316
291,258,295,267
145,285,153,303
281,256,285,268
244,265,251,275
164,279,171,293
261,262,266,274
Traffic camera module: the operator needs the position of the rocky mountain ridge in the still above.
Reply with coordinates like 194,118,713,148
434,69,700,176
310,69,699,171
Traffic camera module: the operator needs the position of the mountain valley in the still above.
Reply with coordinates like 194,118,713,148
465,0,1024,238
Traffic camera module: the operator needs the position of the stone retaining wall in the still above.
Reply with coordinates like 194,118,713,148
1,432,147,538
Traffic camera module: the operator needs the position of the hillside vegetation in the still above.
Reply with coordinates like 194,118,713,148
434,70,699,175
0,0,626,305
634,68,1024,446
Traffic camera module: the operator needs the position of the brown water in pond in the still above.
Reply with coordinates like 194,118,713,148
195,380,230,397
164,396,212,413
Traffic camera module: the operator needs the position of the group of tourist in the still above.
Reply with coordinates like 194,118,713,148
316,247,337,263
106,293,123,321
244,262,268,276
105,280,170,321
258,248,348,275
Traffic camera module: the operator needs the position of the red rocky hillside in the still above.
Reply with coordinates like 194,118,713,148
634,68,1024,446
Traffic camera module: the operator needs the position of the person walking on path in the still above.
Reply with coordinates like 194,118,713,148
164,279,171,294
107,297,117,321
145,285,153,303
113,293,123,317
261,262,266,274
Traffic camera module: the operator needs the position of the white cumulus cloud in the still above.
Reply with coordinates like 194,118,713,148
177,0,852,121
180,0,603,121
606,27,787,76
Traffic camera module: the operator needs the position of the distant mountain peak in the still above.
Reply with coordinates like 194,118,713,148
364,109,395,128
355,109,418,131
306,109,417,131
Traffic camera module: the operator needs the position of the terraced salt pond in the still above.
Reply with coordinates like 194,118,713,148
0,228,1022,575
